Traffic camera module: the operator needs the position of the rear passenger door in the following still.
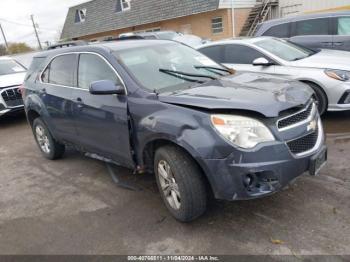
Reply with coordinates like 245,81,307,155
40,54,77,142
332,16,350,51
289,18,333,50
72,52,133,168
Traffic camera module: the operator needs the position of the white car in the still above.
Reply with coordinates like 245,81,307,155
0,56,27,117
198,37,350,114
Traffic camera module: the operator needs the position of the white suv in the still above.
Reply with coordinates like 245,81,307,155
0,56,26,117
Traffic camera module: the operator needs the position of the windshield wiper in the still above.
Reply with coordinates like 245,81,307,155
194,65,233,75
159,68,217,82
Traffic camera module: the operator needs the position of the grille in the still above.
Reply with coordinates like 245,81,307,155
287,127,319,155
1,87,23,108
278,102,313,130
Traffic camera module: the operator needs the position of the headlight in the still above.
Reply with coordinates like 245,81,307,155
211,115,275,149
325,69,350,82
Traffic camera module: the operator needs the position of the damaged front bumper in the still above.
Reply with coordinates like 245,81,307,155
202,129,327,201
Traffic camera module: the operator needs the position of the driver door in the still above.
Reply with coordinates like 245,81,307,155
71,52,133,168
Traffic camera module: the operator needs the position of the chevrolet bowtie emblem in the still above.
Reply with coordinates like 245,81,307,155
307,120,317,132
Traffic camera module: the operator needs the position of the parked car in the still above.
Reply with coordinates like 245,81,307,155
118,30,210,47
255,11,350,52
23,40,326,222
0,56,27,117
11,51,39,69
198,37,350,114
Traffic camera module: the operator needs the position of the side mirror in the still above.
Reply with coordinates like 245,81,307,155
89,80,125,95
252,57,274,66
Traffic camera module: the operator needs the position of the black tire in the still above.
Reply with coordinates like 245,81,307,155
154,145,207,222
32,118,65,160
306,82,328,115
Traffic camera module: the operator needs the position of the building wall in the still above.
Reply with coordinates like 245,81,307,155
76,8,251,42
279,0,350,17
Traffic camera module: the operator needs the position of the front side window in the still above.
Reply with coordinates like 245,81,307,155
223,44,268,64
199,45,224,63
115,43,226,93
263,23,290,38
294,18,330,36
44,54,76,86
255,38,315,61
0,59,26,76
337,17,350,35
78,54,121,90
212,17,223,34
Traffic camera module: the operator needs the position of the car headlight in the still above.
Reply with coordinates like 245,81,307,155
211,115,275,149
325,69,350,82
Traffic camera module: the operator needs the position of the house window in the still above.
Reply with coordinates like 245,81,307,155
212,17,223,34
116,0,131,13
75,8,86,23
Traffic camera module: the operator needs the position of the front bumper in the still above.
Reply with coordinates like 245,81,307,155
201,118,326,201
0,86,24,117
327,82,350,111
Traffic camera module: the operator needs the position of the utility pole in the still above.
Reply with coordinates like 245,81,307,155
30,14,42,50
0,23,9,49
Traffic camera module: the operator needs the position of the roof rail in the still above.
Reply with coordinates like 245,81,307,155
47,40,88,50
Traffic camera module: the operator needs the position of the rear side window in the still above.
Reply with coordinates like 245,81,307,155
222,44,268,64
78,53,121,90
294,18,330,36
263,23,290,38
199,46,224,63
337,17,350,35
42,54,76,86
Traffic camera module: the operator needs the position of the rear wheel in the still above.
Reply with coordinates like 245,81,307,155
305,82,328,115
32,118,65,160
154,145,207,222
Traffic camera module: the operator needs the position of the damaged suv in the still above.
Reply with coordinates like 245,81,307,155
23,40,327,222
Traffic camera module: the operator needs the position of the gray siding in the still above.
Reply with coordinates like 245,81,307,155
61,0,220,39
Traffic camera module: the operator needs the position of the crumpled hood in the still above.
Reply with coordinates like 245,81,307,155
0,72,26,89
291,49,350,71
159,72,313,117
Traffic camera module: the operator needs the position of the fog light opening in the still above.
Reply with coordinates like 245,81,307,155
243,174,255,188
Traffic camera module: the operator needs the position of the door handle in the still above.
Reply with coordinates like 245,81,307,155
334,42,344,46
321,42,332,46
76,97,84,108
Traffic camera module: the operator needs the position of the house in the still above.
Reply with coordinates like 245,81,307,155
60,0,260,41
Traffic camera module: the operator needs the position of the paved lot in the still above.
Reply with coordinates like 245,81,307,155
0,112,349,255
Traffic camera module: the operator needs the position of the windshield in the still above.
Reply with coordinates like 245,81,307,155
254,38,316,61
0,59,26,76
114,43,228,92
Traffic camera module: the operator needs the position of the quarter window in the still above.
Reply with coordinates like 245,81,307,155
295,18,330,36
212,17,223,34
337,17,350,35
222,45,268,64
263,23,290,38
44,54,76,86
78,54,121,90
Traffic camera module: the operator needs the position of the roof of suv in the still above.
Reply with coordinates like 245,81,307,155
259,11,350,27
32,39,177,59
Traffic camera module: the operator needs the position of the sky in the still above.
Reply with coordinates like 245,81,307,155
0,0,87,49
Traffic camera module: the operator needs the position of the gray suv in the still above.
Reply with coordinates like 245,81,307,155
23,40,327,222
255,11,350,51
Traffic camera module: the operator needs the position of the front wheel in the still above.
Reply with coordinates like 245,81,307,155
32,118,65,160
306,82,328,115
154,145,207,222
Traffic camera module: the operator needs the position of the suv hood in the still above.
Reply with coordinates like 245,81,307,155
159,72,313,117
0,72,26,89
291,49,350,71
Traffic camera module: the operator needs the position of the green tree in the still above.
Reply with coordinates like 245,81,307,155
0,44,7,56
7,42,34,54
